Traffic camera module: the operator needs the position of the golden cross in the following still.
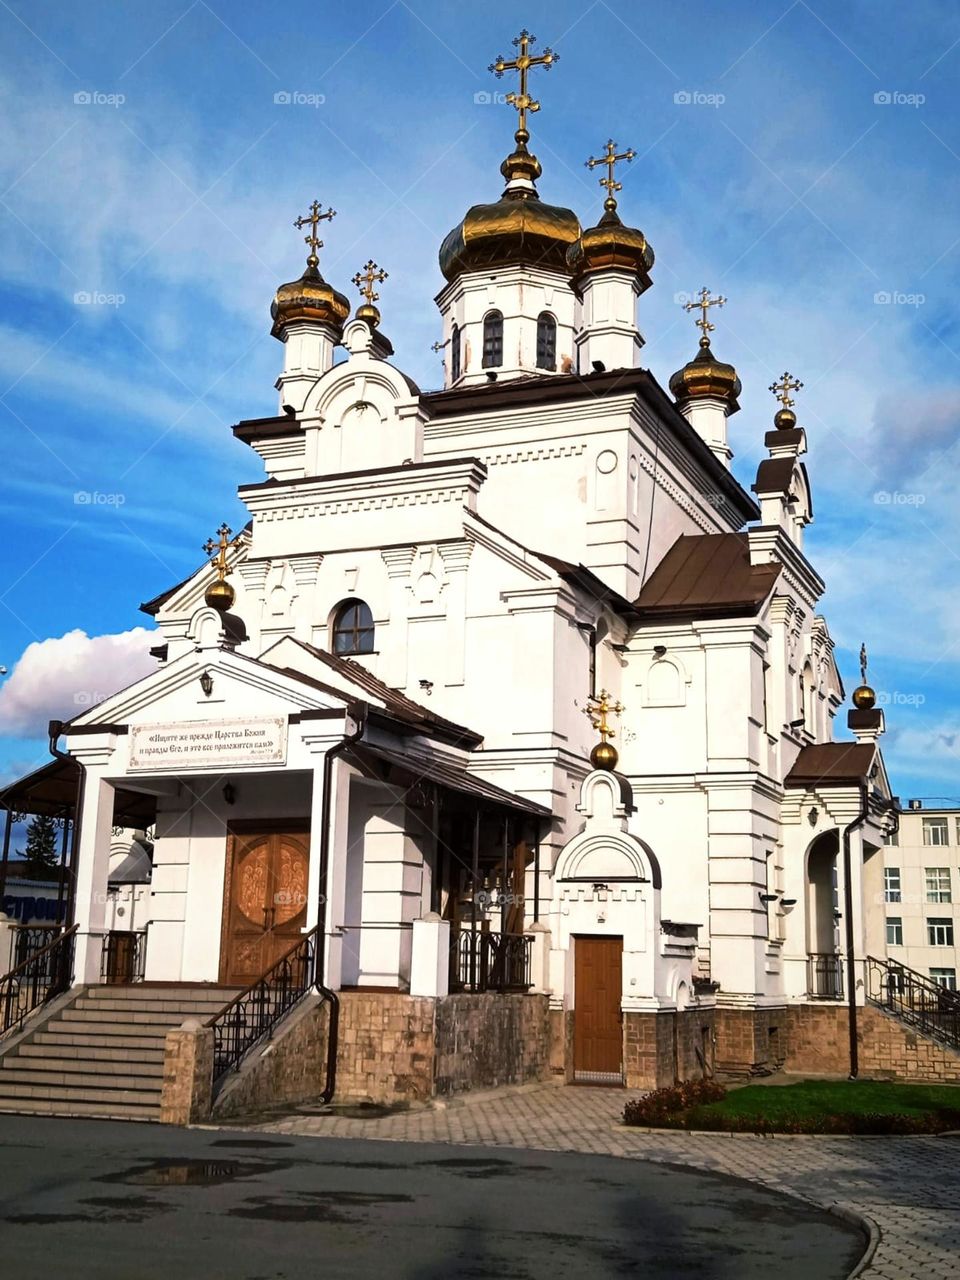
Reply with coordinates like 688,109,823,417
859,643,868,685
683,287,726,341
203,523,240,582
586,139,636,209
768,371,804,409
352,259,388,305
489,29,557,135
294,200,336,266
584,689,625,743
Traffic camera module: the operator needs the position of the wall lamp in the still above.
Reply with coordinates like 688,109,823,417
222,782,236,806
199,671,214,697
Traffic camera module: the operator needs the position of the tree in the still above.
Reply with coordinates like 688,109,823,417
19,815,60,880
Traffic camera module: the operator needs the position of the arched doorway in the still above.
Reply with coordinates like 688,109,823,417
806,829,842,998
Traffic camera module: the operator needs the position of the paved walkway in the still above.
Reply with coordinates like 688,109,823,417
246,1083,960,1280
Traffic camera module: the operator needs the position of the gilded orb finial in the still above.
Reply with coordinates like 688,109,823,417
352,259,388,328
683,287,727,349
294,200,336,270
584,689,624,771
203,522,241,613
585,139,636,214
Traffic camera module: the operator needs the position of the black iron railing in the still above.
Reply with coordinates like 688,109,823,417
207,927,318,1084
100,931,147,984
807,952,844,1000
452,929,532,993
1,925,77,1036
12,925,62,968
867,955,960,1052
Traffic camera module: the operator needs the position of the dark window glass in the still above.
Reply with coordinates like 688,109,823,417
332,599,374,655
482,311,503,368
536,312,557,370
451,323,461,381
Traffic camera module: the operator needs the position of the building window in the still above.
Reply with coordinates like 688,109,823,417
930,968,957,991
955,816,960,845
536,312,557,370
331,599,375,655
927,917,955,947
883,828,899,847
923,817,949,846
884,867,901,903
450,322,461,381
482,310,503,368
886,917,903,946
925,867,952,903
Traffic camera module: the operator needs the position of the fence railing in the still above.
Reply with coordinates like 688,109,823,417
11,925,62,968
1,925,78,1036
206,927,317,1084
867,955,960,1053
100,930,147,984
807,952,844,1000
452,929,532,994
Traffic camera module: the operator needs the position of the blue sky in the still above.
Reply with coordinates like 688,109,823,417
1,0,959,802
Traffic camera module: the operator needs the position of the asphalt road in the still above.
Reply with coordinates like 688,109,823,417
0,1114,864,1279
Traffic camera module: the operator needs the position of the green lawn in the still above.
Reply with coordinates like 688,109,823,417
685,1079,960,1133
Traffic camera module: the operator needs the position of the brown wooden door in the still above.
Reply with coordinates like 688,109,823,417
221,828,309,986
574,936,623,1084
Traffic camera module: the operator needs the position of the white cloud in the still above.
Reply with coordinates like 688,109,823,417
0,628,156,738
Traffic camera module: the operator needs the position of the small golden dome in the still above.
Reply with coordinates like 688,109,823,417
852,684,876,710
669,337,742,409
271,263,351,339
590,740,619,771
205,579,235,613
355,302,381,329
440,193,580,282
566,205,654,287
774,407,797,430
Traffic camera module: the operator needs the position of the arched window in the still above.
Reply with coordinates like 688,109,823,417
482,310,503,368
451,322,461,381
332,599,375,655
536,312,557,370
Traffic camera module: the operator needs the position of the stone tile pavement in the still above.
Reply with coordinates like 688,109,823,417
239,1082,960,1280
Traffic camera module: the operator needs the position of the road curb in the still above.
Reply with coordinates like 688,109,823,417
829,1204,881,1279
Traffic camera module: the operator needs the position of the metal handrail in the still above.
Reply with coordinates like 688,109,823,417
1,924,78,1035
452,929,532,993
866,954,960,1052
206,927,318,1084
807,951,844,1000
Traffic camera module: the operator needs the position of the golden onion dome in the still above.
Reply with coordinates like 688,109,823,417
669,336,742,411
439,132,580,282
271,261,351,339
566,204,654,288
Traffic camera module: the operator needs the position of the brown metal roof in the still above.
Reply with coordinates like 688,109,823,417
753,457,796,495
633,533,781,620
352,742,551,817
0,758,156,826
785,742,876,788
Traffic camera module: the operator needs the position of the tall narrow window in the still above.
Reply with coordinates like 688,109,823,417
536,312,557,370
482,310,503,368
332,599,375,655
450,322,461,381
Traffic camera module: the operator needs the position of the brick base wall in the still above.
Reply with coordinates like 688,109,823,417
335,991,436,1104
621,1009,717,1090
714,1007,787,1077
212,996,330,1120
434,993,551,1096
786,1003,960,1082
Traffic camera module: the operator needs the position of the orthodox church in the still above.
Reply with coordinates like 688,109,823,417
0,32,913,1119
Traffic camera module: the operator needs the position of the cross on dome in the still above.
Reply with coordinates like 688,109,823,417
585,140,636,213
351,259,388,329
769,371,803,409
489,29,557,138
683,287,727,348
294,200,336,268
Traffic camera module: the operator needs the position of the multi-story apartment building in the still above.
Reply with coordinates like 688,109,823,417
883,803,960,990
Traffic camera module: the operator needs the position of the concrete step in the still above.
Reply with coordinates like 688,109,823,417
0,1095,159,1121
43,1018,171,1041
85,986,240,1003
0,1080,160,1105
61,1008,213,1027
4,1054,163,1078
0,1065,162,1092
74,997,231,1017
17,1041,164,1064
33,1029,170,1051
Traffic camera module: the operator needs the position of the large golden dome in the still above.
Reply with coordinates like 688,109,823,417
439,134,580,282
271,263,351,339
566,206,654,288
669,336,741,410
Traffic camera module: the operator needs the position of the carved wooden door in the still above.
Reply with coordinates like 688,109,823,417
221,829,309,986
573,936,623,1084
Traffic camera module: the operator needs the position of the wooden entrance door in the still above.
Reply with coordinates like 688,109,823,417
573,936,623,1084
220,826,310,986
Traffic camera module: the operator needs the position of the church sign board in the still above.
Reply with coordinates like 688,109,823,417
129,717,287,772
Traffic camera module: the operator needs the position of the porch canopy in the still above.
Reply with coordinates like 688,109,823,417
0,756,156,826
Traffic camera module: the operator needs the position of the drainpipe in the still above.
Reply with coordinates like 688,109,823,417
314,702,367,1104
842,779,870,1079
48,720,83,934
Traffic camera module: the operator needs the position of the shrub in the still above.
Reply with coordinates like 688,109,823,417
623,1078,726,1127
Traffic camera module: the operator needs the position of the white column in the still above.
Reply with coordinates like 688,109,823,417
72,774,117,984
275,320,339,413
410,913,450,997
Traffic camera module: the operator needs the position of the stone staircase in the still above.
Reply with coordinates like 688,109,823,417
0,984,239,1121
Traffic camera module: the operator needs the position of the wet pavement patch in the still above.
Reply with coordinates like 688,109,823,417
210,1138,294,1149
416,1156,550,1179
97,1157,293,1187
228,1189,414,1224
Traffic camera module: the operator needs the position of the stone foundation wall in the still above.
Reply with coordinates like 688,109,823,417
549,1008,573,1082
714,1006,787,1076
212,996,330,1120
786,1003,960,1082
622,1008,717,1090
335,991,436,1104
160,1022,213,1126
434,993,551,1096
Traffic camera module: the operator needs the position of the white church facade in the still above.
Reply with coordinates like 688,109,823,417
3,34,930,1119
